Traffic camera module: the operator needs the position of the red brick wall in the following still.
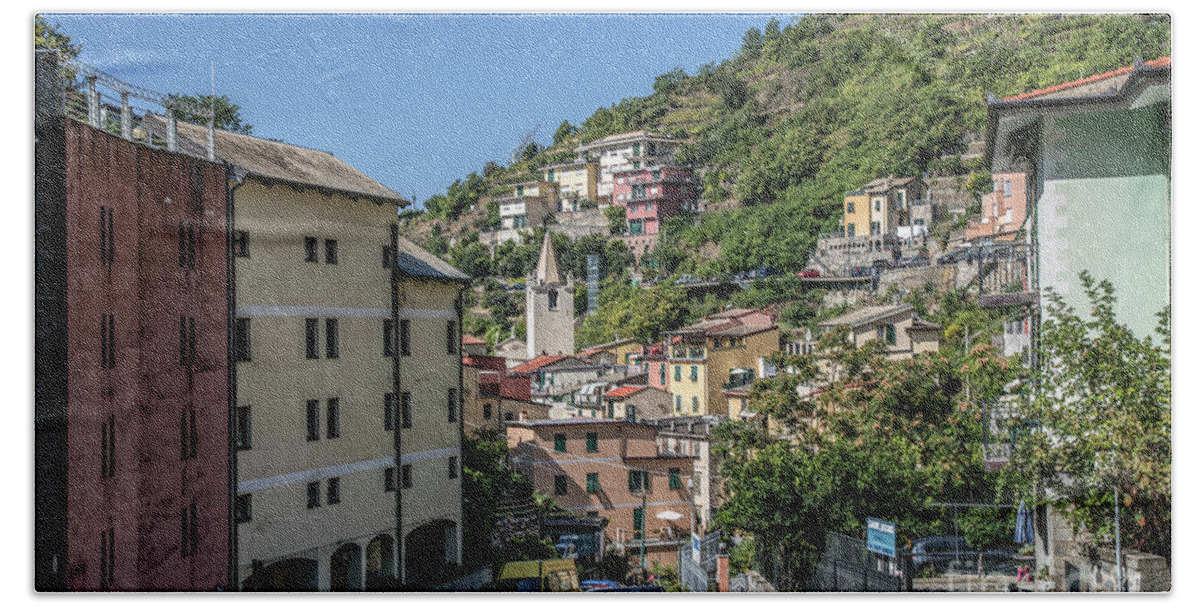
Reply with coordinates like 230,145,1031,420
64,121,229,591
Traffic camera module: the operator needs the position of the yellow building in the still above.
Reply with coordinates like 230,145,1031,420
544,159,600,210
841,191,871,238
659,309,781,418
576,338,646,367
173,121,466,591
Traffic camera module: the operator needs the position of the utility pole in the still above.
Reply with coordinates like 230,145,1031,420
640,472,648,574
1115,485,1123,592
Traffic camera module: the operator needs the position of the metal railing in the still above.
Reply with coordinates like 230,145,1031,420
57,56,216,160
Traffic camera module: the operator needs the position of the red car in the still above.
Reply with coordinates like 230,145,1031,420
797,268,820,278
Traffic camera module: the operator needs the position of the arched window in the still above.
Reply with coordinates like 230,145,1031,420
548,289,559,311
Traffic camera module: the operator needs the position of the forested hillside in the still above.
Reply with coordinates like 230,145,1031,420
411,13,1169,345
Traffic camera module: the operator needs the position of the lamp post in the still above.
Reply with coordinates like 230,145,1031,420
640,471,648,574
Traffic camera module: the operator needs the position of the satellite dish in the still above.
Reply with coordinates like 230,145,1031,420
656,510,683,521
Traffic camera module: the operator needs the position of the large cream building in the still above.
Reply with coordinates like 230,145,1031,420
172,121,466,591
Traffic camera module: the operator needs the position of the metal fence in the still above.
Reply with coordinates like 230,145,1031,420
678,532,721,592
808,533,905,592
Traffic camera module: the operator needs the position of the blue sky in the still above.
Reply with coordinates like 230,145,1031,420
43,13,799,206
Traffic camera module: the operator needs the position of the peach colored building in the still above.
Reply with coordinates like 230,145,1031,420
506,420,695,568
967,172,1028,241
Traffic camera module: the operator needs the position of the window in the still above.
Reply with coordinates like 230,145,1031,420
304,237,318,262
1003,180,1012,197
503,412,514,422
235,406,251,450
669,468,681,490
587,473,600,493
326,398,340,439
324,239,338,264
100,314,115,369
691,396,699,413
99,206,114,269
548,290,558,311
446,320,457,355
633,507,645,539
179,408,197,460
180,501,197,558
625,405,636,423
401,465,412,489
400,392,412,429
178,316,195,367
327,477,341,505
874,200,881,212
586,432,598,453
399,320,411,356
100,527,115,590
100,415,115,478
846,202,855,214
659,364,666,385
587,511,600,519
447,389,458,423
235,494,252,523
307,482,321,508
871,221,881,235
384,393,396,430
234,318,251,362
483,403,492,420
448,456,458,479
177,221,196,269
233,230,249,257
384,467,396,492
325,319,339,358
554,433,567,453
383,320,396,356
885,324,897,346
627,470,642,493
675,395,682,412
847,223,856,238
674,366,681,382
690,365,698,382
306,400,320,441
305,319,319,359
554,475,569,496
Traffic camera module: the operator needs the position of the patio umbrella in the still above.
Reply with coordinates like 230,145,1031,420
1014,500,1034,544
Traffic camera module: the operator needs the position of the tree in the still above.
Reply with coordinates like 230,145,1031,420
552,121,576,147
653,67,688,95
35,15,80,59
741,27,764,59
604,205,626,236
1006,272,1171,560
764,17,782,42
166,93,254,134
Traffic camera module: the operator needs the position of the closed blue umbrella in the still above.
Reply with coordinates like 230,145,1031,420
1014,500,1034,544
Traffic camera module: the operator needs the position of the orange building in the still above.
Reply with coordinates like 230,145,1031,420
506,420,695,568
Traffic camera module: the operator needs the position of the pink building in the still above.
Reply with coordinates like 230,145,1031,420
967,172,1028,241
611,166,698,260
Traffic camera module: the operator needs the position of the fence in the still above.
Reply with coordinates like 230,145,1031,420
678,531,721,592
808,532,906,592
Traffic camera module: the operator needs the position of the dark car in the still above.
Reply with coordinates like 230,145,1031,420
911,536,1021,575
850,266,873,277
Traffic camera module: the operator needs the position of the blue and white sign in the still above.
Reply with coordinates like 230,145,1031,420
866,517,896,558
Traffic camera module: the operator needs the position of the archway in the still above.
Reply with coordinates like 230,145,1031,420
330,543,362,591
365,534,396,590
404,520,457,588
243,558,318,591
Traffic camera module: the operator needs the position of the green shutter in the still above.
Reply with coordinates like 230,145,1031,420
674,366,681,381
586,432,598,452
587,473,599,493
628,470,639,492
886,324,896,346
669,468,681,490
554,433,567,452
633,507,644,538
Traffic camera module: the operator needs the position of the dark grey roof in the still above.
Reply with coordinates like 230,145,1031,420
396,237,471,282
979,292,1038,309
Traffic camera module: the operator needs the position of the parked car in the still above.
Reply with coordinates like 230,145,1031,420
872,259,894,270
850,266,873,277
910,536,1020,575
797,268,820,278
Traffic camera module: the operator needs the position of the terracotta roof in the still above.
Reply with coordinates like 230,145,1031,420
146,115,404,204
509,354,572,374
603,385,649,400
462,334,487,345
1003,56,1170,102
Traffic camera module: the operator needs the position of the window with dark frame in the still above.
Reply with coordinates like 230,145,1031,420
385,467,396,491
400,320,411,356
384,393,396,430
234,318,251,362
554,433,567,453
384,319,396,356
587,472,599,494
324,239,338,264
447,388,458,422
554,475,568,496
482,403,492,420
180,502,198,557
307,481,320,508
586,432,598,453
401,464,412,488
100,416,115,479
233,230,249,257
448,456,458,479
99,206,114,269
306,400,320,441
327,477,341,505
326,398,340,439
446,320,457,355
100,527,114,589
305,318,319,359
669,468,681,490
304,237,318,262
235,494,252,523
178,221,196,269
401,392,412,429
325,318,339,359
235,406,251,450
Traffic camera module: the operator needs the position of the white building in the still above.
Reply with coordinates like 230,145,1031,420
574,130,678,201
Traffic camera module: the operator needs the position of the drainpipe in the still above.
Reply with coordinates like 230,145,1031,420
227,165,246,590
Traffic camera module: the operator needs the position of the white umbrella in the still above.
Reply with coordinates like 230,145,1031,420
656,510,683,521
